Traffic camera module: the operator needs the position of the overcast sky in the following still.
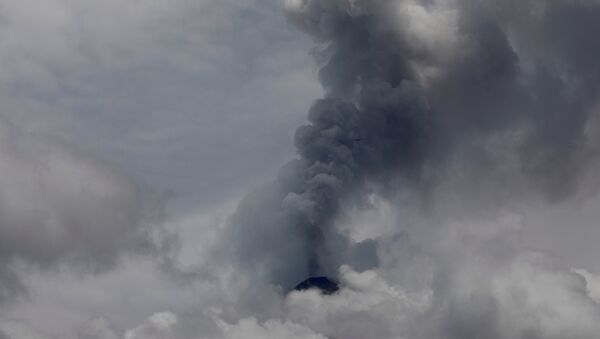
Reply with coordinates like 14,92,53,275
2,1,600,339
0,1,321,337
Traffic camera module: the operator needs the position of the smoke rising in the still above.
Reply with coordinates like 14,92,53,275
225,0,600,291
227,0,433,288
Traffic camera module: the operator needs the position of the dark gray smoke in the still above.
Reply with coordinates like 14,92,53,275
226,2,430,288
223,0,600,290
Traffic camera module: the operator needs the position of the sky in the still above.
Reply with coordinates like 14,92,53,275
1,1,600,338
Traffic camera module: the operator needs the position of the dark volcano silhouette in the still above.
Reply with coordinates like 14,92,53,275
293,277,339,295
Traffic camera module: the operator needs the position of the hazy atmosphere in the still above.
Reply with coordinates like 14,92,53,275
1,1,600,338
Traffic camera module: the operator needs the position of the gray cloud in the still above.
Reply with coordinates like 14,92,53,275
0,0,314,306
0,118,162,303
0,0,319,209
0,0,321,335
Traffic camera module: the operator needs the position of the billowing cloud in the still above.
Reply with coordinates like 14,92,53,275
216,216,600,339
123,312,178,339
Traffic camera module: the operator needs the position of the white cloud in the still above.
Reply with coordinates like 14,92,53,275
574,269,600,304
124,312,177,339
218,317,325,339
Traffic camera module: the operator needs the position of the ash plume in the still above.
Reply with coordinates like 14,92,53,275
227,1,430,288
223,0,600,290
